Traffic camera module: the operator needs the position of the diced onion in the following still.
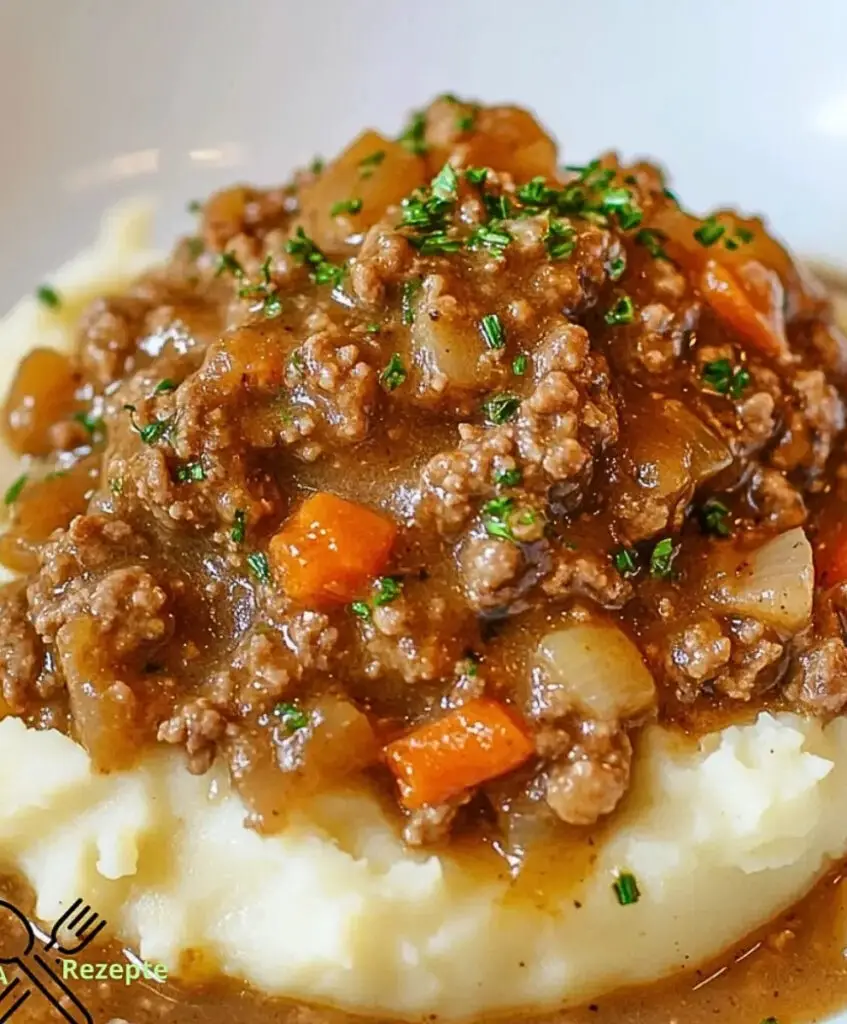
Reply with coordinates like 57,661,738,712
532,622,657,722
707,526,814,635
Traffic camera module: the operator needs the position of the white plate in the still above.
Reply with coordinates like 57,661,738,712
1,0,846,1019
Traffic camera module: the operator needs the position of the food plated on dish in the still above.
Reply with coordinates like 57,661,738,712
1,95,847,1023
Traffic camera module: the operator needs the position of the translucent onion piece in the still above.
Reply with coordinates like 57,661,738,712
708,526,814,635
532,622,657,723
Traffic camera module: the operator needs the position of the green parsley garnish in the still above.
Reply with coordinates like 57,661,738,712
186,236,204,259
702,359,751,399
358,150,386,178
545,219,576,261
330,198,363,217
381,353,407,391
215,251,245,278
274,702,309,733
663,187,680,205
635,228,669,260
456,106,478,133
693,217,726,247
483,393,521,425
398,110,427,155
724,225,755,251
237,255,283,318
517,176,559,209
699,499,732,537
401,278,422,325
110,477,124,496
365,322,382,334
73,411,105,438
467,223,512,255
613,872,640,906
350,601,372,621
4,474,27,505
613,547,639,577
494,467,522,487
649,538,678,580
373,576,403,607
760,1018,778,1024
604,295,635,325
154,378,177,395
465,167,488,186
35,284,61,310
309,156,325,175
482,496,515,541
247,551,271,584
231,509,246,544
123,405,174,446
432,163,459,201
479,313,505,350
187,200,202,214
175,461,205,483
286,227,345,287
512,353,528,376
608,255,627,280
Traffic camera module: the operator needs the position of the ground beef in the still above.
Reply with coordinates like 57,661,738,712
785,636,847,716
749,468,808,529
157,697,227,774
0,583,45,713
350,226,414,306
544,721,632,826
459,535,523,610
666,616,732,701
403,794,470,846
542,548,632,609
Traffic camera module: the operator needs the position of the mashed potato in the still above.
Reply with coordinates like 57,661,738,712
2,210,847,1019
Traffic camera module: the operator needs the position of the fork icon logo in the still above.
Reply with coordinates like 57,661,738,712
0,897,106,1023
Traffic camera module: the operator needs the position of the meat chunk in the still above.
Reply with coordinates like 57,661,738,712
749,468,807,530
403,794,470,847
542,548,632,610
665,616,732,702
0,582,45,713
460,535,523,611
785,636,847,716
544,721,632,826
158,697,227,774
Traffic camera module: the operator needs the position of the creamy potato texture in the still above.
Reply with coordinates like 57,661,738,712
2,211,847,1018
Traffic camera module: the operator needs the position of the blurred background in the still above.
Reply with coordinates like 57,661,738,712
2,0,847,308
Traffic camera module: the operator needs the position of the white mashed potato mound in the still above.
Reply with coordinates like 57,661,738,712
2,211,847,1018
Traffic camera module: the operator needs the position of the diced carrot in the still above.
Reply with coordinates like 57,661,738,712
384,697,535,809
269,492,397,605
698,258,787,360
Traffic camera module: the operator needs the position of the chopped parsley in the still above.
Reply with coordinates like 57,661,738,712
512,353,528,376
649,538,678,580
4,474,27,505
612,872,640,906
401,278,422,325
483,393,520,425
545,219,576,261
479,313,505,350
482,496,515,541
365,322,382,334
724,225,755,251
613,547,639,577
175,461,205,483
274,701,309,733
73,411,105,438
456,105,479,133
231,509,246,544
604,295,635,326
432,163,459,201
124,405,174,446
398,110,427,155
330,197,363,217
467,222,512,255
215,251,245,278
494,467,522,487
110,477,124,496
517,176,559,209
635,228,669,260
286,227,345,287
608,255,627,280
246,551,271,584
693,217,726,247
465,167,488,187
702,358,751,399
760,1018,779,1024
358,150,386,178
380,353,407,391
699,498,732,537
309,156,325,175
154,378,177,394
237,255,283,319
186,236,205,259
373,576,403,607
35,284,61,309
186,199,202,214
350,600,372,621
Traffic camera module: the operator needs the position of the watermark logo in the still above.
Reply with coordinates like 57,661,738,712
0,896,167,1022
